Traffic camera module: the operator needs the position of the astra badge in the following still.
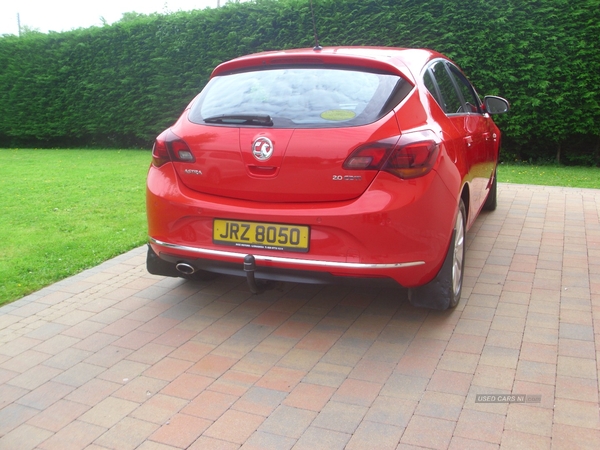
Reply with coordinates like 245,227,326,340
252,137,274,161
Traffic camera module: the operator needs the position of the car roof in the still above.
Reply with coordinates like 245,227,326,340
211,46,446,84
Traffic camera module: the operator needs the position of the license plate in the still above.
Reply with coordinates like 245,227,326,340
213,219,310,253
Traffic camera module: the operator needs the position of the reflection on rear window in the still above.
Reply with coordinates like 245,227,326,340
188,67,406,128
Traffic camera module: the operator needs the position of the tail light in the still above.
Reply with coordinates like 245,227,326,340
384,138,439,179
343,137,398,170
343,131,440,179
151,139,170,167
151,129,195,167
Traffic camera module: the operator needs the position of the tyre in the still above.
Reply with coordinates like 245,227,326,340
482,170,497,211
408,200,466,310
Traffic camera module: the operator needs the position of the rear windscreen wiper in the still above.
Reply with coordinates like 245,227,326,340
203,114,273,126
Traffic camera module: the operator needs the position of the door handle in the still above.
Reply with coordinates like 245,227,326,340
464,136,473,147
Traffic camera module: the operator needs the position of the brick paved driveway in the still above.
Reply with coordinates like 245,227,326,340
1,184,599,449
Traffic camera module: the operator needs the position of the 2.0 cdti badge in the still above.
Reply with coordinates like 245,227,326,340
146,46,509,310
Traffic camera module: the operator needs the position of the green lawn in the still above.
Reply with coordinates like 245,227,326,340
0,149,150,305
1,149,599,306
497,163,600,189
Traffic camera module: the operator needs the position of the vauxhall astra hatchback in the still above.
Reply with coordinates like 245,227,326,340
146,46,509,310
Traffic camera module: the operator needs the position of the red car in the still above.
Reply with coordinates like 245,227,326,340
146,47,509,310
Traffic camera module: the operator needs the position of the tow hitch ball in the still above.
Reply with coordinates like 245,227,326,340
243,255,264,294
244,255,278,294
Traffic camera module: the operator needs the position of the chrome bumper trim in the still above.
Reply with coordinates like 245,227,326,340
149,237,425,270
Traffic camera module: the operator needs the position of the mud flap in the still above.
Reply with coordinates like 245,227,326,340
407,229,457,310
146,244,181,277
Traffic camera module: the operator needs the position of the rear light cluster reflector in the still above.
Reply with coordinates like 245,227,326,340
343,131,440,179
151,129,195,167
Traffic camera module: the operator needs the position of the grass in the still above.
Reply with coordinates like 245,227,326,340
0,149,150,306
0,149,599,307
497,163,600,189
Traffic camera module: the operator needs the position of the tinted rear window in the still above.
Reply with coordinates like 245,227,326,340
188,67,408,128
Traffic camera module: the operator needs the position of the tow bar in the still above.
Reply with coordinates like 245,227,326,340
244,254,268,294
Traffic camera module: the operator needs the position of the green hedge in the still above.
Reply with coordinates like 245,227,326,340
1,0,598,164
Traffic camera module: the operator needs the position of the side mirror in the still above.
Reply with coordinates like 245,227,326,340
484,96,510,115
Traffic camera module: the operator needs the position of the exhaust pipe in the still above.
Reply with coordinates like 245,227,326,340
176,262,196,275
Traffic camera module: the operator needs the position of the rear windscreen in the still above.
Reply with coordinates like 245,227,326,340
188,67,410,128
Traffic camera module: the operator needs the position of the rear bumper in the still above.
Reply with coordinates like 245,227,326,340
146,163,457,287
149,237,425,271
147,244,402,288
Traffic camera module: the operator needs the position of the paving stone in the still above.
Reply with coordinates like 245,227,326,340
0,423,53,450
282,382,335,412
295,427,351,450
346,420,403,449
203,410,264,445
553,398,600,429
26,399,91,432
331,378,382,407
36,420,106,450
415,391,466,421
454,409,506,444
504,404,553,437
1,184,600,448
401,415,455,449
160,372,212,400
364,395,417,428
78,396,139,428
93,417,159,450
257,405,316,439
1,350,51,375
15,380,75,410
181,390,238,421
551,423,600,450
64,378,121,406
311,401,367,434
232,386,287,417
0,403,39,436
129,393,188,425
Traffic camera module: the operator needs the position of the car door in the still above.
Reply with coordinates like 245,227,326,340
446,63,496,213
424,61,491,217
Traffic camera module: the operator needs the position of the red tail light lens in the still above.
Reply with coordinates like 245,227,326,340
384,139,439,179
343,137,399,170
151,130,195,167
151,139,170,167
343,131,440,179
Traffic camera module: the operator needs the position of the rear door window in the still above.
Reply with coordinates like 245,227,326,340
189,67,409,128
426,61,463,114
448,65,483,114
423,70,443,107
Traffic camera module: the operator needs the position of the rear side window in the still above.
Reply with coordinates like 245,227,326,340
448,65,482,114
188,67,409,128
425,61,482,115
427,61,463,114
423,70,443,107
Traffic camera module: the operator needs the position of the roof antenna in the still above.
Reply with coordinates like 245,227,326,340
310,0,322,51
